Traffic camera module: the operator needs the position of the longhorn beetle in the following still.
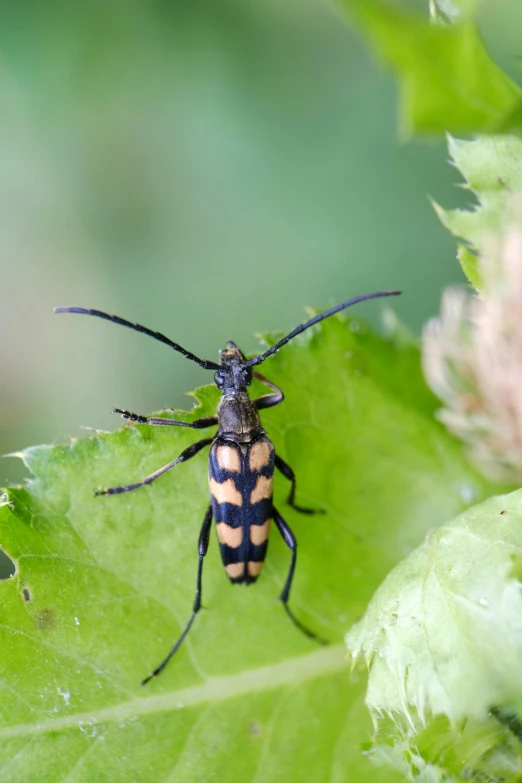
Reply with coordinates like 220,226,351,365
55,290,401,684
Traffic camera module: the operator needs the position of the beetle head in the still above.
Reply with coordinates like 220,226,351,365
214,341,253,392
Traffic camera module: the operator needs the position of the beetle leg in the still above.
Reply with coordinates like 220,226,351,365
142,504,213,684
273,507,327,645
274,455,325,515
113,408,218,429
95,437,213,496
252,372,284,410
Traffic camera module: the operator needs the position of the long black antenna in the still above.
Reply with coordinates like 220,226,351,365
244,290,402,368
54,307,220,370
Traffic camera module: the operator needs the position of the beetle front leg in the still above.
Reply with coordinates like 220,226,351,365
95,437,213,496
252,371,284,410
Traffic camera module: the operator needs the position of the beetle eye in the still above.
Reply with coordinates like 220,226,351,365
214,371,225,387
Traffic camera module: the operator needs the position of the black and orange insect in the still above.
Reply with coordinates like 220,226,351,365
55,290,400,683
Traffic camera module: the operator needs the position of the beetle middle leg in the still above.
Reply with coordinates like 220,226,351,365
142,504,213,685
273,507,327,645
274,455,324,515
95,437,213,496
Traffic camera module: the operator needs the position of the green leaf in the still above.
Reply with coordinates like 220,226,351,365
339,0,522,136
0,316,496,780
435,134,522,287
347,490,522,780
456,243,481,289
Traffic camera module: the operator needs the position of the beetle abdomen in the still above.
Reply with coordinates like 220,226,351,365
208,435,275,584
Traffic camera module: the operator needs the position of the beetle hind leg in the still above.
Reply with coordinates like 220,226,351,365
142,504,213,685
273,507,327,646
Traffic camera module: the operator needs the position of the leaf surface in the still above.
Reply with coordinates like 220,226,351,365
0,316,495,781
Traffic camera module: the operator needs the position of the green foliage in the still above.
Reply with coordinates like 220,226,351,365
0,318,493,781
335,4,522,780
340,0,521,136
435,134,522,287
347,491,522,780
2,1,522,780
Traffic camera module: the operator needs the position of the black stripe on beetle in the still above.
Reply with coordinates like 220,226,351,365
54,289,401,684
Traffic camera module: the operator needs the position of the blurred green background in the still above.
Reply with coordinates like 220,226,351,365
0,0,521,484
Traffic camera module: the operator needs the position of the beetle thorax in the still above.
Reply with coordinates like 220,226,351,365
217,393,262,442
